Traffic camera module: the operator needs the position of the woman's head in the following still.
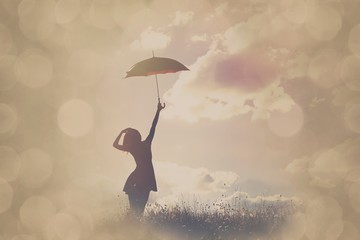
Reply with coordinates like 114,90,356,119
123,128,141,149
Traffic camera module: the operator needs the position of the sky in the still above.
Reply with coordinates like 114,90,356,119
1,0,360,239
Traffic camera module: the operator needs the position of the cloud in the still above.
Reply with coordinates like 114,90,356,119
162,0,349,123
214,51,278,91
130,27,171,50
171,11,194,26
152,161,297,210
152,161,239,203
191,34,208,42
214,3,229,17
163,6,305,122
163,48,295,122
222,22,255,53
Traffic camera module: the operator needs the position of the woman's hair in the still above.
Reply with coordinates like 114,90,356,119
123,128,141,149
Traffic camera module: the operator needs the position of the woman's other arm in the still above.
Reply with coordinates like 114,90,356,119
113,128,129,151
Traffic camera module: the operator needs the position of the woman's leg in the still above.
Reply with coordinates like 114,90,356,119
128,192,137,213
128,190,150,216
136,190,150,214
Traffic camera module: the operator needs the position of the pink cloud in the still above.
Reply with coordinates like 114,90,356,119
214,52,278,92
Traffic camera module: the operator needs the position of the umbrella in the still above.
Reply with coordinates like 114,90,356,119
125,52,189,102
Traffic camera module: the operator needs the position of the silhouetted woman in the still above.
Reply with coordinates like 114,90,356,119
113,102,165,216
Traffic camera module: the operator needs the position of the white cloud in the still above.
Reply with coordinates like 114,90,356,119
163,47,295,122
191,34,208,42
214,3,229,17
171,11,194,26
161,5,309,122
130,27,171,50
309,149,350,188
153,161,239,203
222,22,254,53
151,161,298,210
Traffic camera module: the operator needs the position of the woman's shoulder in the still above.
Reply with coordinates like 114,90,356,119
142,139,152,147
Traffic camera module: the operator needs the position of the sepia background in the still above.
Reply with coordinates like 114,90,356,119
1,0,360,239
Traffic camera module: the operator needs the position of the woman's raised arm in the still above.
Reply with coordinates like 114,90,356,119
146,102,165,143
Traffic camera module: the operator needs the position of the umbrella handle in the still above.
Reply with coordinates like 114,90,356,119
155,74,161,103
158,98,166,109
158,101,165,109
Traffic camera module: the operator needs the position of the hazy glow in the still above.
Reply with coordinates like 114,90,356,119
63,182,102,210
55,0,81,24
61,206,94,237
19,196,56,232
17,0,36,17
45,213,82,240
305,196,343,240
348,24,360,57
112,2,145,29
308,49,342,88
0,146,20,182
309,150,348,188
347,178,360,213
332,86,360,107
344,104,360,134
19,149,53,189
0,24,13,55
282,0,308,24
305,3,342,41
57,99,94,138
89,0,117,30
18,0,56,41
0,178,13,214
345,169,360,201
338,221,359,240
341,55,360,91
1,0,22,17
67,50,105,86
281,212,306,240
14,49,53,88
286,136,360,240
0,103,18,135
267,104,304,137
0,55,17,91
326,220,344,240
11,235,38,240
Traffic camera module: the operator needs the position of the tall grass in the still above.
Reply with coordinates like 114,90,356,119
145,196,297,239
99,194,298,240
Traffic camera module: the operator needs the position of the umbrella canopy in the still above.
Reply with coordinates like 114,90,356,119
125,57,189,78
124,55,189,102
